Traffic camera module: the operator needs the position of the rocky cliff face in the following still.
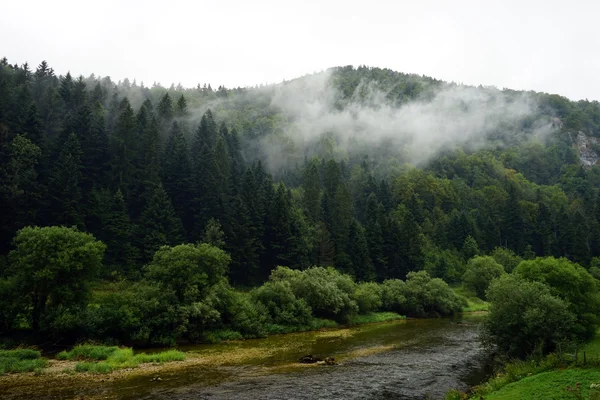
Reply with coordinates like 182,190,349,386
573,131,600,167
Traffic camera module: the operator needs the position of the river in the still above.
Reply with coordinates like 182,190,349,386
1,315,489,400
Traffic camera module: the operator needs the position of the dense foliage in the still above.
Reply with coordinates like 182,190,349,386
2,58,600,348
485,274,576,358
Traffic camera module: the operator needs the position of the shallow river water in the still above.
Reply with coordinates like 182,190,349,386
2,315,489,400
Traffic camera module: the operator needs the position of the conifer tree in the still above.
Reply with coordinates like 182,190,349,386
59,72,74,113
364,194,387,278
302,159,321,222
162,121,193,234
157,92,174,126
23,104,44,148
102,189,138,276
109,99,137,197
137,184,184,262
0,135,41,253
203,218,226,248
190,111,222,238
347,219,375,281
48,132,84,228
175,94,187,118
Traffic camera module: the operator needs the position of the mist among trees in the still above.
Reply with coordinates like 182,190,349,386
1,58,600,351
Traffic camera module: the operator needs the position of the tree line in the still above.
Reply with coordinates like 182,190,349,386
2,59,600,349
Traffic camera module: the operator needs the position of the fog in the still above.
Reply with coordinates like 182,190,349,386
248,70,556,172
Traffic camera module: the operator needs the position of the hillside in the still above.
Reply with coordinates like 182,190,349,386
2,58,600,344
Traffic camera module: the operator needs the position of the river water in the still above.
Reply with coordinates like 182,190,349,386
121,315,488,400
1,315,489,400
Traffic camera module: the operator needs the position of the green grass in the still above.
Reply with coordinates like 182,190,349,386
452,286,489,312
463,330,600,399
347,312,405,325
579,329,600,364
0,349,41,360
132,350,186,363
0,348,47,375
56,344,119,361
67,346,186,374
484,369,600,400
75,361,113,374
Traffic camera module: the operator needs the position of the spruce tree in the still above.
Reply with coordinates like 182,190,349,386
175,94,187,118
102,189,138,277
157,92,174,127
0,135,41,254
347,219,375,281
203,218,226,248
364,194,387,279
138,184,184,262
109,99,137,197
190,110,222,238
302,159,321,222
48,132,84,228
162,121,193,234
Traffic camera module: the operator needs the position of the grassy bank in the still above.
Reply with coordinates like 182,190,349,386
0,312,405,377
484,369,600,400
452,286,489,312
452,330,600,399
56,345,185,374
0,349,47,374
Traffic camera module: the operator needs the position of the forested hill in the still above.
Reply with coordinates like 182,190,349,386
2,57,600,290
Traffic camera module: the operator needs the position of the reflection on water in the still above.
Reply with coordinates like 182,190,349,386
2,315,490,400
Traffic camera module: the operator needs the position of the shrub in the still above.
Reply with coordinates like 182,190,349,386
271,266,358,322
227,292,268,338
515,256,600,341
484,274,576,358
252,280,313,327
462,256,505,299
7,226,106,333
144,243,230,303
400,271,462,317
380,279,407,313
85,281,185,346
491,247,523,273
354,282,383,313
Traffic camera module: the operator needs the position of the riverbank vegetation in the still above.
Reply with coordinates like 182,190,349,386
452,330,600,399
0,349,46,375
56,345,185,374
447,256,600,399
0,226,461,349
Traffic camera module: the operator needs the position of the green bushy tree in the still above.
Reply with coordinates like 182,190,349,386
514,257,600,340
270,266,358,322
462,256,505,299
7,226,105,332
144,243,230,303
485,274,576,358
354,282,383,313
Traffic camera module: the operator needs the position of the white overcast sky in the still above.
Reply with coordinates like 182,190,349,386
2,0,599,100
